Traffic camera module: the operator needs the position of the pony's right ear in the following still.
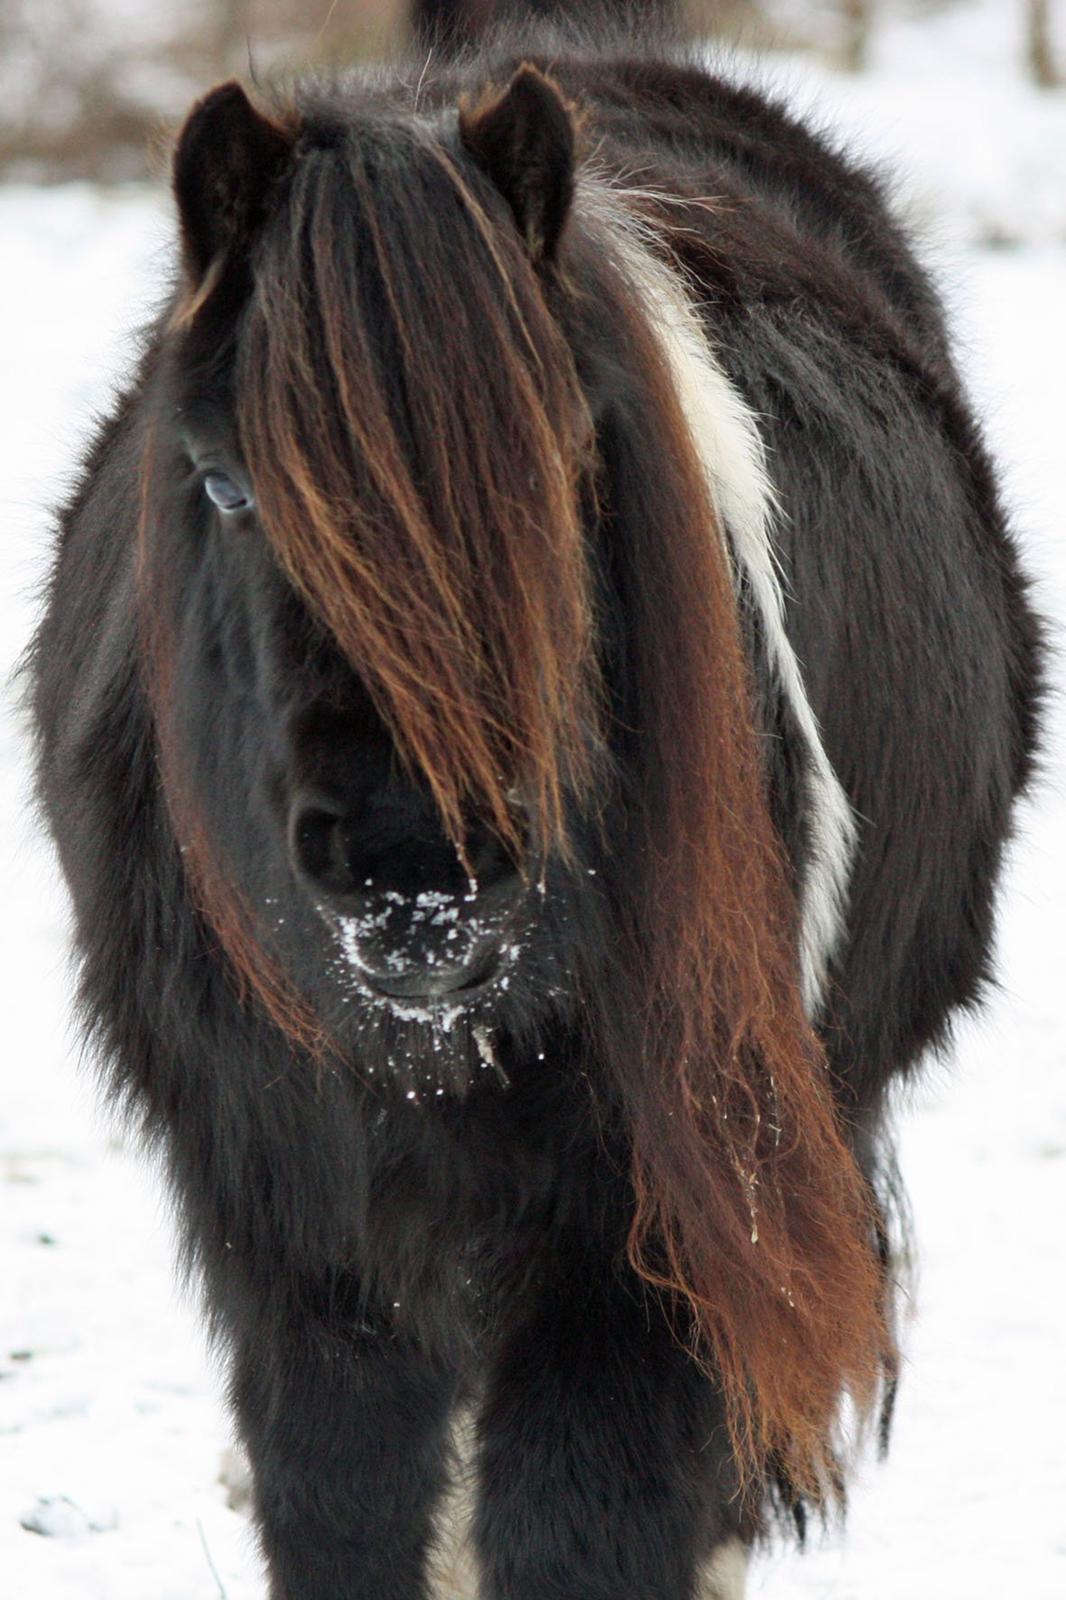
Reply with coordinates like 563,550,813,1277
173,81,294,286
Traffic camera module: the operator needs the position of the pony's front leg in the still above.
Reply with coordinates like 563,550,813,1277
230,1306,457,1600
474,1248,749,1600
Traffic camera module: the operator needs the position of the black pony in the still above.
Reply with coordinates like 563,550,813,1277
30,29,1042,1600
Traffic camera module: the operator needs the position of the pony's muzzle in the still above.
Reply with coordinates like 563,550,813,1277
287,789,526,1000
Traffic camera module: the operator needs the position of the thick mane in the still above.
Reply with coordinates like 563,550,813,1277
238,117,600,862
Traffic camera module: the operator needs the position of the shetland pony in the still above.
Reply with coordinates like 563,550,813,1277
31,33,1042,1600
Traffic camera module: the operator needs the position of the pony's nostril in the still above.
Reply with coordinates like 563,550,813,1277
290,803,355,896
464,824,521,897
288,791,527,922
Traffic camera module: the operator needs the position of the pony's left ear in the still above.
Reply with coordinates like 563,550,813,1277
173,80,294,286
459,64,576,264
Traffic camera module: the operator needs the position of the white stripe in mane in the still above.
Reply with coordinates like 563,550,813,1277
582,182,856,1010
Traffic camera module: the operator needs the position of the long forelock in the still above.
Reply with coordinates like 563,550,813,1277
235,119,601,863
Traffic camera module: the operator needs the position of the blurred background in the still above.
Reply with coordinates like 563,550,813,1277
0,0,1062,182
1,3,1064,1599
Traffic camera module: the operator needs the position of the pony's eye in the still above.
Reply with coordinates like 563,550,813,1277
203,471,251,513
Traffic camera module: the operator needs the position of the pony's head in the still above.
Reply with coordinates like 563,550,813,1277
140,66,888,1505
144,70,606,1084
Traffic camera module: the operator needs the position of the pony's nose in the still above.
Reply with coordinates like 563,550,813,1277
287,790,525,996
288,792,519,905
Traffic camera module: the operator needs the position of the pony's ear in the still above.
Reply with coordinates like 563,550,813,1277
459,64,576,264
173,81,294,285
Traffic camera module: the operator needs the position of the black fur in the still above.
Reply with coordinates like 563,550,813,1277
29,33,1043,1600
460,63,575,261
174,81,292,282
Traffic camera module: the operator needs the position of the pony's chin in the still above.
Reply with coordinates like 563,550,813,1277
344,982,513,1099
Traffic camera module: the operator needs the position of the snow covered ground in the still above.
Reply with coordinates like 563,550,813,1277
2,5,1064,1596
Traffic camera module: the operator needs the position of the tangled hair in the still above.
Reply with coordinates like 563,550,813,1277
142,81,889,1505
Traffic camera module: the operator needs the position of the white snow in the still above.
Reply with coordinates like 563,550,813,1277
2,5,1064,1595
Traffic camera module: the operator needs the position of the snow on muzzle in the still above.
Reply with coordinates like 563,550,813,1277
288,789,527,1004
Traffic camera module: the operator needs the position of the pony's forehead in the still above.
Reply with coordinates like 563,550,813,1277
245,113,549,352
273,96,491,229
290,91,454,158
